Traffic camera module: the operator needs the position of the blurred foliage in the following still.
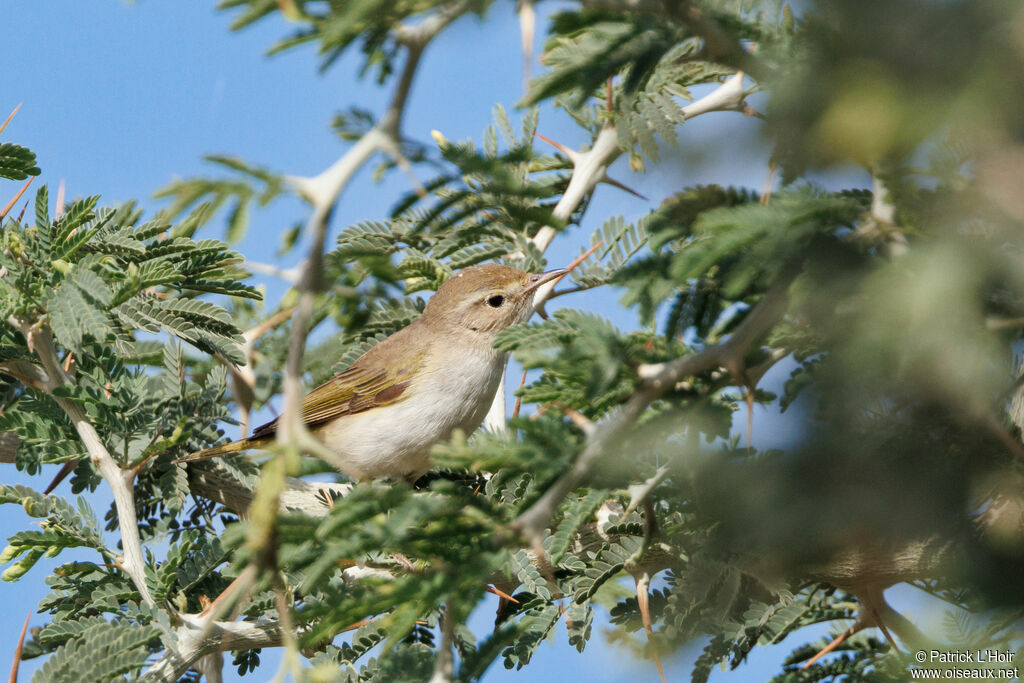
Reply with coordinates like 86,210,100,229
1,0,1024,681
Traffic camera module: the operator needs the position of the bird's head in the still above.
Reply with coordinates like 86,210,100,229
422,264,566,337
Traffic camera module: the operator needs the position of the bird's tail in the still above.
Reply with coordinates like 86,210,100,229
174,437,269,464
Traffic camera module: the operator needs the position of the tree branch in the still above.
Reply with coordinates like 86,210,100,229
512,273,795,541
6,316,155,606
680,71,748,119
141,615,283,683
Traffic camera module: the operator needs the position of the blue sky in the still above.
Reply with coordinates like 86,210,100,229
0,2,912,681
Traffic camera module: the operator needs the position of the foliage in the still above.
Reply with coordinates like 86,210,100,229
3,0,1024,681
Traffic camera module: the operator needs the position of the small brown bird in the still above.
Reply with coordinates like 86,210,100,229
183,264,566,481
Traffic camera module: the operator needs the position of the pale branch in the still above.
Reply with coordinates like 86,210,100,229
512,272,795,541
141,615,284,683
0,359,49,391
5,316,155,606
393,0,469,50
622,464,670,519
0,435,961,592
489,67,755,429
527,70,752,311
428,602,455,683
280,6,460,450
223,305,298,437
854,173,907,257
484,121,623,429
187,460,351,516
528,121,622,258
680,71,749,119
482,369,509,432
245,261,302,284
518,0,536,96
198,11,469,679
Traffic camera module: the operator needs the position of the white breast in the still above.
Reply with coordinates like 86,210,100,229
313,348,506,481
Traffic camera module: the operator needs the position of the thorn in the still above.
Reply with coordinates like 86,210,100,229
744,383,755,451
563,240,604,274
243,306,298,345
535,132,578,162
8,611,29,683
43,462,75,495
760,160,777,205
633,572,667,683
517,0,535,96
601,175,647,200
745,393,754,450
532,535,561,600
868,600,902,656
0,103,21,139
800,625,858,670
339,618,374,633
983,414,1024,462
54,181,65,220
529,403,552,421
199,565,256,619
606,78,614,113
511,369,529,420
15,201,28,223
317,485,336,509
391,553,416,572
0,178,34,221
486,585,520,604
275,0,303,21
62,352,74,373
725,360,755,450
552,402,596,436
743,103,766,119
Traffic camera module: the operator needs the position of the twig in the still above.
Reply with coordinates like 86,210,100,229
511,369,529,420
528,121,622,257
224,305,298,437
9,317,155,606
245,261,302,284
153,9,470,681
633,572,667,683
622,464,670,519
532,240,603,319
428,602,455,683
8,612,29,683
54,181,65,220
512,272,794,541
518,0,536,96
0,103,21,138
0,178,33,221
141,616,284,683
760,159,777,204
680,72,748,120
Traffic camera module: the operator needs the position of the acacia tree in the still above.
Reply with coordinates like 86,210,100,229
2,0,1024,681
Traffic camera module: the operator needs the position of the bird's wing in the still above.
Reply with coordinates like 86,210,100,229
250,344,426,439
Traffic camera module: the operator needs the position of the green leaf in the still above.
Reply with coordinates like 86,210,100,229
0,142,40,180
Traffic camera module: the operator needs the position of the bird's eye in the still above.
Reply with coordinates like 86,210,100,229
486,295,505,308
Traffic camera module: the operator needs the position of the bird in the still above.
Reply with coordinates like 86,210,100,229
180,264,567,482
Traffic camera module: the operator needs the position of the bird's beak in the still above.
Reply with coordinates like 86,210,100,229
523,268,569,294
